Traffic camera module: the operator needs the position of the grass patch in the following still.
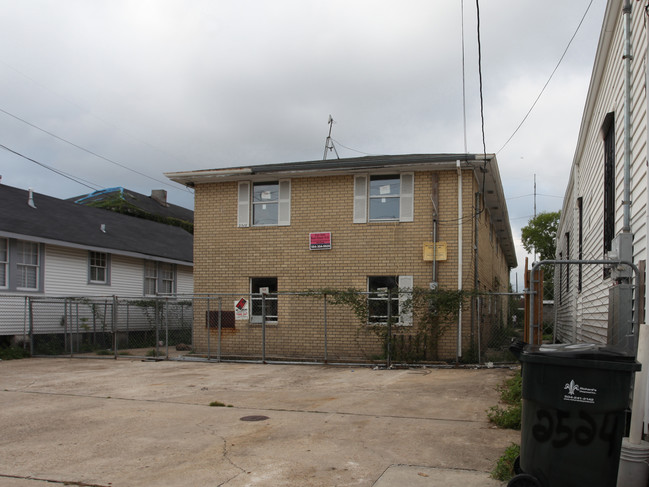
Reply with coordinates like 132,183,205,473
0,346,30,360
487,373,522,430
209,401,233,407
491,443,520,481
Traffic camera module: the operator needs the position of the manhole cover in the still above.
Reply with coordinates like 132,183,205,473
239,415,269,422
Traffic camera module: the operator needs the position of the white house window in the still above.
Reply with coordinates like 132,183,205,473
17,241,40,290
144,261,158,295
0,238,7,288
89,251,109,284
369,176,400,220
250,277,278,323
354,173,414,223
253,182,279,225
238,180,291,227
144,261,176,295
367,275,413,325
160,263,175,294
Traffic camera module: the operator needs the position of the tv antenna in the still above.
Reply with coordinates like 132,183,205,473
323,115,339,160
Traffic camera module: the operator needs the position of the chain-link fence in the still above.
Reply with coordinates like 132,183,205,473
0,289,527,364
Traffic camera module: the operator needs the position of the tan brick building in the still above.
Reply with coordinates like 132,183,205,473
167,154,517,362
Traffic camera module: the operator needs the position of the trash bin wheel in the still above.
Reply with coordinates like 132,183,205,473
513,455,522,475
507,473,541,487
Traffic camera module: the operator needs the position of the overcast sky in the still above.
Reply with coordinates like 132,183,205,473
0,0,608,287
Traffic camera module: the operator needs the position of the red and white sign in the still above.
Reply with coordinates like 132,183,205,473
234,298,249,320
309,232,332,250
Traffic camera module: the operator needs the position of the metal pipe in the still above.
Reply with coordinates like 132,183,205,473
457,160,463,360
623,0,632,231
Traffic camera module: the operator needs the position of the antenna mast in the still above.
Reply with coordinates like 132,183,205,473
323,115,339,160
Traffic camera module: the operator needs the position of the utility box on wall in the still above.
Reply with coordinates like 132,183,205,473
608,283,634,353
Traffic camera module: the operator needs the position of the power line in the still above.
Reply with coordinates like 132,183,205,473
496,0,595,154
0,106,191,193
0,143,101,190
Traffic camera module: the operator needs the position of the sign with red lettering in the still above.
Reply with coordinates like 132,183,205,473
309,232,332,250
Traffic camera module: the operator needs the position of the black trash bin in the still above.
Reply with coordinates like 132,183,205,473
509,342,640,487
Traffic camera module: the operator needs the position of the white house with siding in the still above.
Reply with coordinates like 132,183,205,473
555,0,648,345
0,184,193,337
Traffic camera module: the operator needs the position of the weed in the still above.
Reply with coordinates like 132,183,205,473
209,401,233,407
491,443,520,481
487,373,522,430
0,346,30,360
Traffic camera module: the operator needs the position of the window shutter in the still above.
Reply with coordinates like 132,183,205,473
400,173,414,222
278,179,291,226
238,181,250,227
398,275,413,325
353,175,368,223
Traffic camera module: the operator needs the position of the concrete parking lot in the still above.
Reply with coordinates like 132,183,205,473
0,358,518,486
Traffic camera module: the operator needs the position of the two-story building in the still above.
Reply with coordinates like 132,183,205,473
167,153,517,362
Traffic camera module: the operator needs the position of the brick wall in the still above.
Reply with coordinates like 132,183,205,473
192,169,510,362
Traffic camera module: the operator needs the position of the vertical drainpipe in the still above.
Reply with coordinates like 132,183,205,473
623,0,632,232
457,160,463,360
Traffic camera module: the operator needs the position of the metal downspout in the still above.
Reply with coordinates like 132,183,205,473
623,0,632,232
457,160,463,361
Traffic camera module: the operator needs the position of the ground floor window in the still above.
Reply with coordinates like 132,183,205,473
144,261,177,295
250,277,278,323
368,275,413,325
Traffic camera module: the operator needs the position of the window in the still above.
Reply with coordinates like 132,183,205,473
0,239,43,293
238,180,291,227
367,275,413,325
577,197,583,292
160,263,175,294
602,113,615,256
354,173,414,223
144,261,177,295
17,241,39,290
89,252,110,284
565,232,570,295
0,238,7,288
250,277,278,323
144,261,158,295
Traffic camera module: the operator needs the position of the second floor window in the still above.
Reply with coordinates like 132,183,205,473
238,180,291,227
354,173,414,223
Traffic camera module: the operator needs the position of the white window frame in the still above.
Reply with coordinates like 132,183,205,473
354,173,414,223
367,275,413,325
144,261,158,296
0,238,7,289
159,263,175,295
88,251,110,285
144,261,177,296
238,180,291,227
16,241,40,291
250,277,278,324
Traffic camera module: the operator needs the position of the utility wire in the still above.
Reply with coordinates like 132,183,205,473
331,138,378,157
0,143,101,190
496,0,595,154
0,106,191,193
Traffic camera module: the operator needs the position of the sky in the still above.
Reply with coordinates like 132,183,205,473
0,0,608,289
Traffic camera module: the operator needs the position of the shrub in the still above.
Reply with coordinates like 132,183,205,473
487,373,522,430
491,443,520,481
0,346,30,360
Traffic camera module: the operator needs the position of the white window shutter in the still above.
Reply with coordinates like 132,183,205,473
238,181,250,227
278,179,291,226
398,275,413,325
353,175,368,223
400,173,414,222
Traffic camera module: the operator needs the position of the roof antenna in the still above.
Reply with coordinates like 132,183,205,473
323,115,340,160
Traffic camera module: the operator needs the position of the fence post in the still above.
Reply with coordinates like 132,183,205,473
261,293,266,364
113,296,118,359
387,290,392,368
165,297,169,360
207,296,211,361
155,297,160,357
217,297,222,362
28,297,34,356
323,294,328,364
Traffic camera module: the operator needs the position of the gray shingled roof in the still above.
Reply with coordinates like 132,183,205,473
0,185,192,264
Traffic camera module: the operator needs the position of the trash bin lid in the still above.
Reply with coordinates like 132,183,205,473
519,343,640,371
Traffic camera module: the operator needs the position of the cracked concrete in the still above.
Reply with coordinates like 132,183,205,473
0,358,517,486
